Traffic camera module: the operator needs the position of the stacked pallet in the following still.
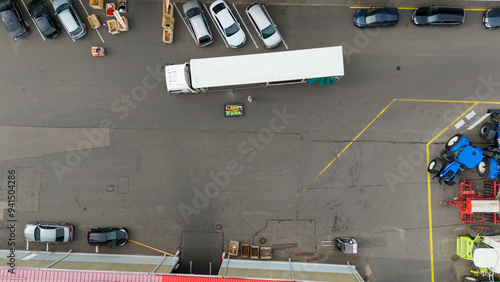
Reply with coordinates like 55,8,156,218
162,0,174,43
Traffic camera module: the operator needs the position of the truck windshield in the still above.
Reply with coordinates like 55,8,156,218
184,64,192,88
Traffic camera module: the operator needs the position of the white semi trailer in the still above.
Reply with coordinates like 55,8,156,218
164,46,344,95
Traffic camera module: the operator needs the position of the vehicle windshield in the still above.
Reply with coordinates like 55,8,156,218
261,24,275,39
56,3,69,14
212,3,225,14
55,229,65,242
365,9,376,17
70,26,82,36
186,7,200,18
199,35,211,44
225,23,239,36
34,227,40,242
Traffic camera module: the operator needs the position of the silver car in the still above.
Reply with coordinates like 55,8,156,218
246,3,281,49
210,0,245,48
52,0,86,40
183,0,213,47
24,222,74,243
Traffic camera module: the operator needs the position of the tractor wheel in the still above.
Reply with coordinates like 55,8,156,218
462,275,480,282
479,122,497,141
470,225,494,237
440,149,454,162
428,158,444,174
446,134,465,151
444,173,460,186
477,160,490,178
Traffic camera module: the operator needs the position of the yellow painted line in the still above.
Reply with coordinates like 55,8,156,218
426,102,478,282
350,6,486,11
396,98,500,104
279,99,397,216
129,240,175,256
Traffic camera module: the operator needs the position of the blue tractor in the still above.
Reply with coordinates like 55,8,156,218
476,109,500,180
428,134,484,185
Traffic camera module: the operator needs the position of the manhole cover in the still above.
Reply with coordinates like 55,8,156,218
259,237,267,244
215,223,223,231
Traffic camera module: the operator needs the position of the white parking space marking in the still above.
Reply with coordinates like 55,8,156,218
232,3,257,49
173,2,197,43
204,2,228,48
20,0,46,41
78,0,105,43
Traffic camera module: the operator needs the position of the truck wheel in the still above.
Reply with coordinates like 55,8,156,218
428,158,444,174
444,174,460,186
477,160,490,178
445,134,465,151
479,122,497,141
462,275,480,282
470,225,494,237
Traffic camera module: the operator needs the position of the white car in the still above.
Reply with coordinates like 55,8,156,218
209,0,245,48
52,0,86,40
246,3,281,49
24,222,74,243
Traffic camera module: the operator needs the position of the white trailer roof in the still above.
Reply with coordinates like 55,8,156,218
190,46,344,89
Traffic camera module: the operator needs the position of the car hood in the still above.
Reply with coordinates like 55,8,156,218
353,10,366,26
52,0,68,9
262,31,281,48
485,9,500,27
24,225,36,241
226,28,245,48
1,10,22,33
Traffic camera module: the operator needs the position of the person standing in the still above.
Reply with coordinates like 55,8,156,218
247,96,252,103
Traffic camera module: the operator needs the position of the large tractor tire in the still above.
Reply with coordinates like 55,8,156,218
477,160,490,178
470,225,494,237
462,276,480,282
444,173,460,186
428,158,444,174
446,134,465,151
479,122,497,141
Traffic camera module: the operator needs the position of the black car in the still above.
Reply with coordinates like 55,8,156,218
412,7,464,26
354,8,399,28
27,0,59,38
87,227,129,246
483,8,500,29
0,0,29,38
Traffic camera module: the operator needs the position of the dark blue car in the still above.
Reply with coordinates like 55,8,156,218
354,8,399,28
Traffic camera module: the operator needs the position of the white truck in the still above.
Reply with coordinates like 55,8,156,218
164,46,344,95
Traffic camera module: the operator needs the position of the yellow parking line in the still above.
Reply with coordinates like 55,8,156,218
426,102,478,282
279,99,396,216
396,98,500,105
129,240,175,256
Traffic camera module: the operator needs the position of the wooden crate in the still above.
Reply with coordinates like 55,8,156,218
89,0,103,9
250,245,259,259
260,247,272,259
162,14,175,30
163,0,173,15
241,244,249,258
106,3,115,16
229,240,239,256
117,16,128,31
162,28,173,43
107,19,120,34
117,0,126,13
87,14,101,29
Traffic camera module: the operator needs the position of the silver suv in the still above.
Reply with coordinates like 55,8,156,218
52,0,86,40
246,3,281,49
183,0,213,47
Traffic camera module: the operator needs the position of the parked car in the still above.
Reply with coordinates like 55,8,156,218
87,227,129,246
27,0,59,39
483,8,500,29
183,0,213,47
52,0,86,39
209,0,245,48
0,0,29,38
353,7,399,28
245,3,281,49
412,7,464,26
24,222,74,243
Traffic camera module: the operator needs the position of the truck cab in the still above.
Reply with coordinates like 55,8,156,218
165,63,198,94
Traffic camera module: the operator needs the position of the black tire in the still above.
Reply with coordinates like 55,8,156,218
428,158,444,174
462,275,480,282
444,173,460,186
470,225,494,237
479,122,497,141
477,160,490,178
440,149,454,162
446,134,465,151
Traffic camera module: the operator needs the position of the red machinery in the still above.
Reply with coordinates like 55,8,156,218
440,177,500,224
